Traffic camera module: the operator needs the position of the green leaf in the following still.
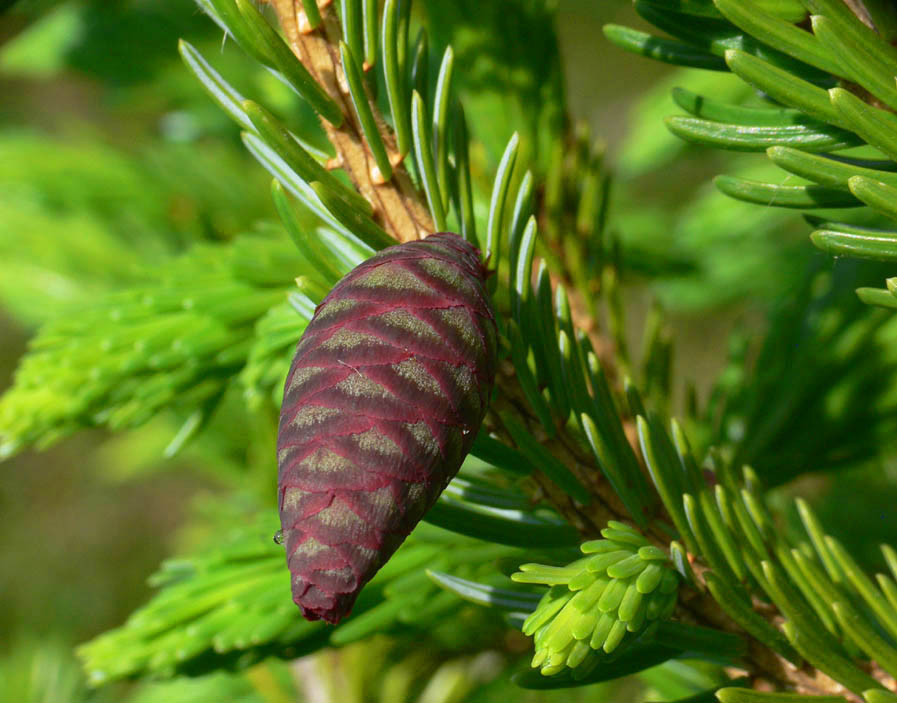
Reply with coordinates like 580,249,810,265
178,39,253,132
424,497,579,548
602,25,728,71
582,351,652,518
78,518,318,682
672,86,811,126
723,48,845,127
773,544,841,638
787,548,847,621
443,475,532,511
811,226,897,263
340,0,363,73
857,286,897,309
760,559,851,661
580,413,647,528
328,598,405,646
533,263,570,419
470,430,532,478
699,489,747,582
486,132,520,263
0,236,290,457
80,513,520,681
824,536,897,642
634,0,832,81
432,46,454,211
299,0,321,29
452,103,477,246
507,169,534,279
830,87,897,161
241,132,352,237
879,579,897,618
410,27,428,105
411,90,446,230
883,544,897,582
666,116,860,152
781,619,883,695
426,570,541,612
726,488,771,565
242,100,370,217
831,601,897,679
501,413,591,504
704,571,802,665
714,175,861,208
640,0,809,22
713,0,841,74
240,300,307,409
669,541,700,589
270,181,344,283
511,215,538,334
381,0,410,157
683,494,740,587
811,13,897,112
670,420,706,496
339,40,392,181
421,0,565,169
651,620,746,660
202,0,274,68
802,0,897,53
847,176,897,222
309,181,393,251
362,0,377,68
507,320,555,436
637,416,699,554
767,147,897,189
636,0,726,19
795,498,844,584
235,0,343,126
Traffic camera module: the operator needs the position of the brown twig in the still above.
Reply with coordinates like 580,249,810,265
267,0,432,243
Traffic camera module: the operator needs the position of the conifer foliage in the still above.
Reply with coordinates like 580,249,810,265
3,0,897,701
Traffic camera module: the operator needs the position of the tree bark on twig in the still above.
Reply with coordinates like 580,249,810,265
268,0,432,243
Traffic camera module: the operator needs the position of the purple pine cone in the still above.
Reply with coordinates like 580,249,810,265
277,232,497,623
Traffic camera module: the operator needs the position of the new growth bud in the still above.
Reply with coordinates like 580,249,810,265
513,521,679,678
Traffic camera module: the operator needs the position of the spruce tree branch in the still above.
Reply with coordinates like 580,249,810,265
677,568,870,700
496,362,891,699
267,0,432,243
270,0,644,566
258,4,894,698
505,129,862,696
489,360,657,544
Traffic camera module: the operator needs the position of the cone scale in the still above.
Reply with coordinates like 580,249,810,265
277,233,497,623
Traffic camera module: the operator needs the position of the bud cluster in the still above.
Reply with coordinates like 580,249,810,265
512,521,679,677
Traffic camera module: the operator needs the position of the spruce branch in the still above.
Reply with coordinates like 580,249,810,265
0,234,300,458
484,272,865,696
77,499,532,682
254,0,652,563
607,0,897,307
27,2,897,699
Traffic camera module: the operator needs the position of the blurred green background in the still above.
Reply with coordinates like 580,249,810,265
3,1,895,701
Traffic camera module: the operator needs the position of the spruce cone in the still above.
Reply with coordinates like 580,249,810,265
277,232,497,623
